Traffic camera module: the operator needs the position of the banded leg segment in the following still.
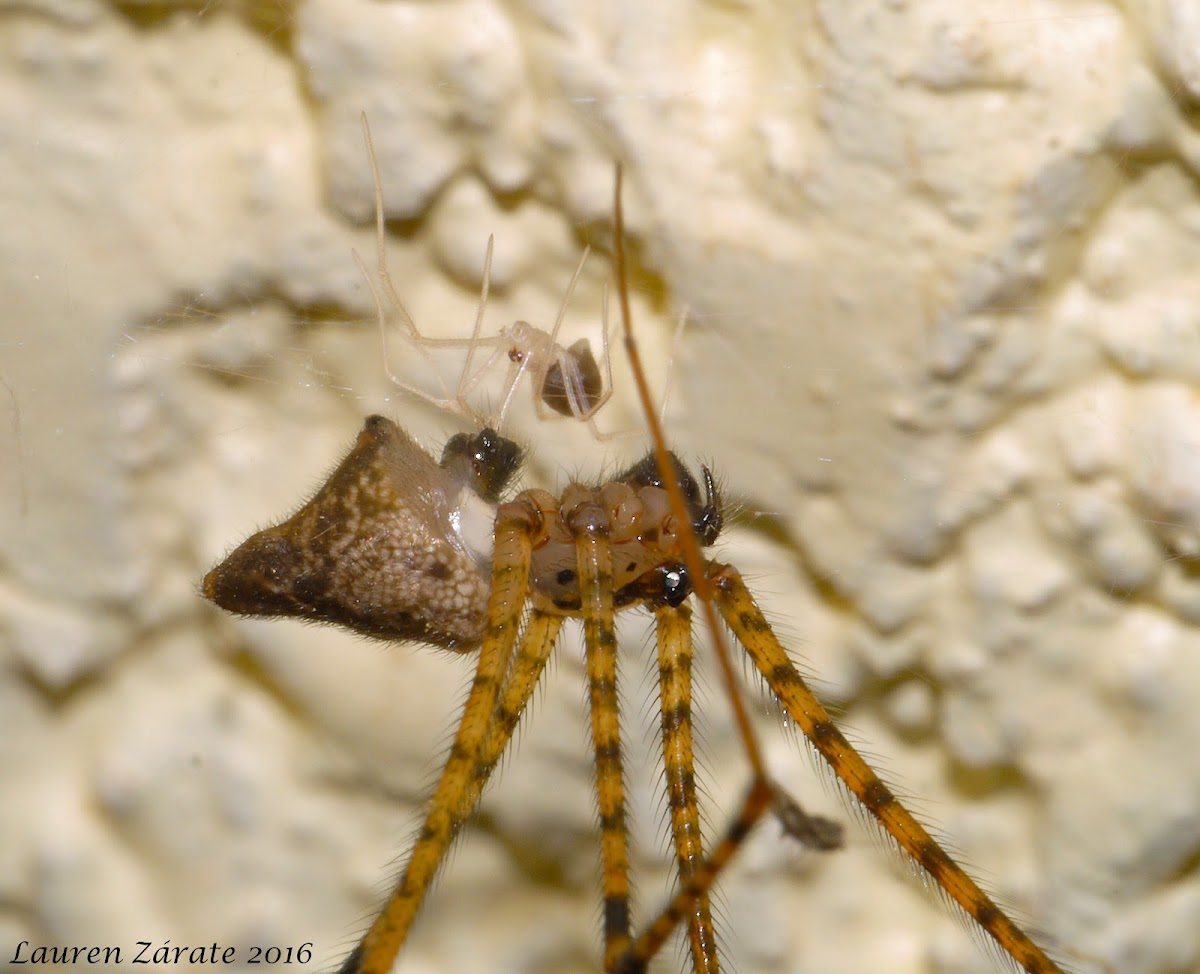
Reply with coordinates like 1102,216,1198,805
465,609,563,811
617,779,774,974
577,528,632,970
711,563,1066,974
654,603,719,974
342,508,536,974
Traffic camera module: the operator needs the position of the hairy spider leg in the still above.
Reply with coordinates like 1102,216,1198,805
339,596,562,974
609,165,1067,974
653,602,719,973
342,506,536,974
336,463,738,974
713,565,1066,974
575,514,634,969
461,609,564,817
609,168,804,965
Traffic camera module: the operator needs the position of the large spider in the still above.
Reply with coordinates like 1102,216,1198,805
201,171,1067,974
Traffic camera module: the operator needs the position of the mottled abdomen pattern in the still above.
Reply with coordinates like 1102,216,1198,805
203,416,491,650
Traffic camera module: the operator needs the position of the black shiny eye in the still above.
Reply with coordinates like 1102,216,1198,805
662,565,691,607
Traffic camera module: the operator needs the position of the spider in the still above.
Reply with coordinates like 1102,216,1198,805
201,169,1069,974
354,115,618,441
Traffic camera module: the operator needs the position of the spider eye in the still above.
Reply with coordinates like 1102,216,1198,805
662,565,690,606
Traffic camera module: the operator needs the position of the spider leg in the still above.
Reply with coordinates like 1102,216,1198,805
653,602,719,973
577,526,633,970
456,233,495,402
341,506,538,974
616,635,831,974
532,245,593,424
617,778,775,974
611,163,787,974
358,114,451,405
465,608,563,811
656,306,688,429
582,286,622,443
602,161,1061,974
710,562,1066,974
769,781,842,852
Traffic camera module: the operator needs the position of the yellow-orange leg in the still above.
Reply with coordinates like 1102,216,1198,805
609,163,1058,974
654,603,719,973
464,609,563,810
577,526,632,970
340,507,536,974
712,562,1066,974
615,725,843,973
616,777,775,974
611,162,799,974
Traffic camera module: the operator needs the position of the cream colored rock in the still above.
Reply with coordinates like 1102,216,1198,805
4,3,1200,974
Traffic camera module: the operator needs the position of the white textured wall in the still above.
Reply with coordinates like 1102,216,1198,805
4,2,1200,973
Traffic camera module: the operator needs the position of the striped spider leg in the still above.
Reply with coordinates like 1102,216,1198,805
203,162,1067,974
203,163,837,971
201,391,817,972
356,115,615,438
607,167,1069,974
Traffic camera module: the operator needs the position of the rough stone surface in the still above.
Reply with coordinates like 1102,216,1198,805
4,2,1200,973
